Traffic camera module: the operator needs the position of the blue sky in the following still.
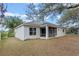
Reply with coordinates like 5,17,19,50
0,3,60,31
4,3,30,22
7,3,26,14
5,3,59,24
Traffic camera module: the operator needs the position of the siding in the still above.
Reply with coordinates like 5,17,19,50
56,28,65,37
24,26,40,39
15,25,66,40
15,26,25,40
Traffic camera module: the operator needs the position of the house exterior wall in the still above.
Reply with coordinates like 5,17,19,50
56,28,65,37
15,25,66,40
24,26,40,40
15,26,25,40
77,29,79,34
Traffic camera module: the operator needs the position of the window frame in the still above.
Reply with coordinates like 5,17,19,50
29,28,36,35
63,29,65,32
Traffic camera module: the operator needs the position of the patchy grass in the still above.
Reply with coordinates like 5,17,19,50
0,35,79,56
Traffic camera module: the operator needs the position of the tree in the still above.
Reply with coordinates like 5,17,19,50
0,3,7,40
58,7,79,27
25,3,79,23
25,3,62,21
41,3,79,15
0,3,7,24
42,3,79,20
25,3,79,30
4,16,23,37
66,27,78,34
25,4,39,21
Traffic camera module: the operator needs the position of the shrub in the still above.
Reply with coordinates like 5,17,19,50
66,27,78,34
1,31,8,40
8,29,14,37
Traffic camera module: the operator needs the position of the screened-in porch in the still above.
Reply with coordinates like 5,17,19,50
40,26,57,39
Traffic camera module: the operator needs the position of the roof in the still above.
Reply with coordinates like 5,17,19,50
15,21,65,29
25,21,57,26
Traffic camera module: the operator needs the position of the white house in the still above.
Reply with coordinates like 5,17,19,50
14,21,66,40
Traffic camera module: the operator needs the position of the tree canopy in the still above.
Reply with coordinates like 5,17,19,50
58,6,79,27
4,16,23,30
25,3,79,26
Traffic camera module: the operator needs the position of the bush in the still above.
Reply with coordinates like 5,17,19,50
8,31,14,37
66,27,78,34
1,31,8,40
8,29,14,37
0,30,15,40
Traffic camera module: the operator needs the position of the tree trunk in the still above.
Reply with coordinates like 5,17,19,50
0,32,1,40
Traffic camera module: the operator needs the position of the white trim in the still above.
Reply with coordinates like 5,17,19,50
46,25,48,39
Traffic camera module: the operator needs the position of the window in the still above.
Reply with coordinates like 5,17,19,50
29,28,36,35
63,29,65,32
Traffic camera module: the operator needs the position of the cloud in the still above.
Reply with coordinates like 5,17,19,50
4,12,19,16
4,12,27,18
57,15,61,19
4,12,31,22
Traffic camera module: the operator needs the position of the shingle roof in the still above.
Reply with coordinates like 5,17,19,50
23,21,57,27
15,21,65,29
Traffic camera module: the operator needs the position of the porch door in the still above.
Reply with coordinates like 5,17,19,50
49,27,57,37
40,27,46,37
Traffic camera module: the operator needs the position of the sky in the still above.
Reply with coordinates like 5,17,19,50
4,3,59,24
0,3,61,31
4,3,33,22
7,3,26,14
0,3,30,31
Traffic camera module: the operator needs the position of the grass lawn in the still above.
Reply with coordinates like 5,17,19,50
0,35,79,56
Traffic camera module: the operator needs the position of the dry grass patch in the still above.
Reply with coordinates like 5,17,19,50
0,35,79,56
